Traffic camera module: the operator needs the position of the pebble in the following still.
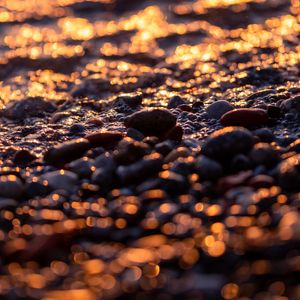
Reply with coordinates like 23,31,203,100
117,153,163,184
41,170,78,193
13,149,37,167
113,137,150,165
249,143,280,167
114,92,143,107
253,128,275,143
167,95,186,109
85,131,124,148
44,138,91,165
68,157,93,178
124,108,177,137
1,97,57,120
220,108,269,128
277,154,300,191
0,175,24,199
163,124,183,142
289,139,300,153
164,147,190,163
126,128,144,141
280,95,300,113
201,127,255,161
195,156,223,181
206,100,234,119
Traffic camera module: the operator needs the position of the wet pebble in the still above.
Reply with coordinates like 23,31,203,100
167,95,186,109
202,127,255,161
206,100,234,119
13,149,37,167
124,108,177,137
41,170,78,193
85,131,123,148
277,154,300,191
0,175,24,199
220,108,269,128
1,97,57,120
44,138,91,166
249,143,280,167
117,153,163,184
195,155,223,181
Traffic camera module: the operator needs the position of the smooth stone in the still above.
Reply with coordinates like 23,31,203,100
277,154,300,191
0,198,18,209
85,131,124,148
1,97,57,120
289,139,300,153
280,95,300,113
126,128,144,141
0,175,24,199
167,95,186,109
13,149,37,167
253,128,275,143
44,138,91,166
202,127,255,161
195,155,223,181
220,108,269,128
114,92,143,107
206,100,234,119
117,153,163,184
249,143,280,167
164,147,190,163
68,157,93,178
124,108,177,137
113,137,149,165
41,170,78,193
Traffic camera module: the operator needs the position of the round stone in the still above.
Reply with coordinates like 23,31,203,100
206,100,234,119
202,127,255,161
0,175,24,199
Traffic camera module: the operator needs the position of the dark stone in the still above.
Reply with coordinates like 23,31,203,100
202,127,255,161
1,97,57,120
124,108,177,137
44,138,91,166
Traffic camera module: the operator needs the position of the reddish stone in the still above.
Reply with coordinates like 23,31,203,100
85,131,124,148
163,124,183,142
221,108,269,128
178,104,192,112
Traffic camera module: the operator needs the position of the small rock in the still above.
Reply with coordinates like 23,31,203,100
206,100,234,119
126,128,144,141
289,139,300,153
44,138,91,166
164,147,190,163
253,128,275,143
113,137,150,165
221,108,269,128
195,156,223,181
248,174,275,188
124,108,177,137
277,154,300,191
0,175,23,199
202,127,255,161
114,92,143,107
117,153,163,184
13,149,36,167
41,170,78,193
163,124,183,142
167,95,186,109
280,95,300,113
85,131,123,148
249,143,280,167
68,157,93,178
1,97,57,120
